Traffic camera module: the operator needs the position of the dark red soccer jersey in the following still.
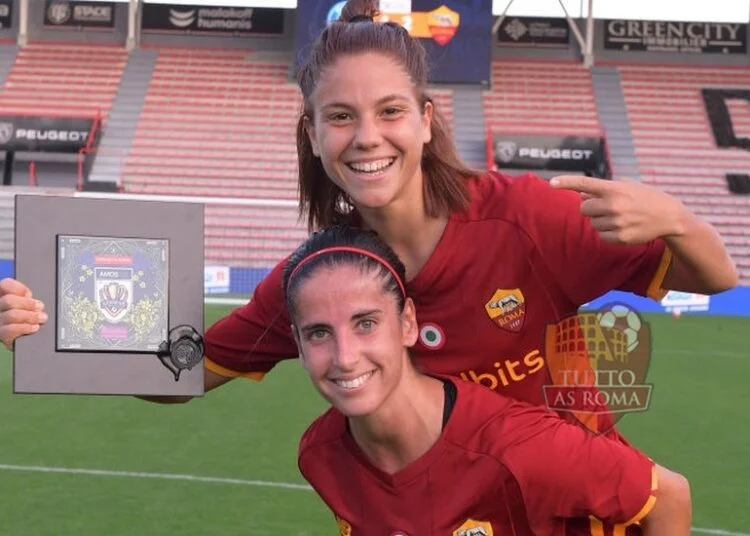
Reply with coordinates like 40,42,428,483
204,172,669,411
298,378,657,536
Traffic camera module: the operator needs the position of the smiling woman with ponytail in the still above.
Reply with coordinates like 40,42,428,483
0,0,734,533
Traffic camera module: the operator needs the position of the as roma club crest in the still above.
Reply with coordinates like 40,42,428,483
485,288,526,333
427,5,460,45
453,518,494,536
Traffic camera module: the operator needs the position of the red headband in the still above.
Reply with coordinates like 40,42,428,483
288,246,406,297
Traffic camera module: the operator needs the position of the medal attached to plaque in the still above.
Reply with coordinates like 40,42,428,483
15,194,204,396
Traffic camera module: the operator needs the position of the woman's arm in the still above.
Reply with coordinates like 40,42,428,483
641,464,692,536
661,210,739,294
136,369,234,404
499,407,689,532
549,175,739,295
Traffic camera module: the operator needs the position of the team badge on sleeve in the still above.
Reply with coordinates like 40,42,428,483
453,518,494,536
484,288,526,333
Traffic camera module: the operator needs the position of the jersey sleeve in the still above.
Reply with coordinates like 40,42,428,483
507,173,672,305
203,259,299,379
500,408,657,529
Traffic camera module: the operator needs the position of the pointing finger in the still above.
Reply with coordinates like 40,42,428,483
549,175,612,196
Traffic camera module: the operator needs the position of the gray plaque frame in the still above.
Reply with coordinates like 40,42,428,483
14,195,205,396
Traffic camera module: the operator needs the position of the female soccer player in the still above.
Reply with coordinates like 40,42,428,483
195,0,735,420
0,2,722,529
285,225,691,535
0,2,736,425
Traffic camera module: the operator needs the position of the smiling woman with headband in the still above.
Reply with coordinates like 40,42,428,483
0,0,735,531
284,225,691,536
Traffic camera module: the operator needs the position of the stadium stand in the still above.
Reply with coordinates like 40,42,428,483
429,87,455,130
483,59,601,136
0,24,744,287
120,48,306,265
124,48,299,199
0,42,126,116
618,64,750,283
117,48,455,266
123,48,454,200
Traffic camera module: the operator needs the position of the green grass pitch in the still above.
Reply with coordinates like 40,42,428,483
0,305,747,535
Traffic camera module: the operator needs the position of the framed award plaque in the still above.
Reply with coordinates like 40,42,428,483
56,235,170,353
13,194,205,396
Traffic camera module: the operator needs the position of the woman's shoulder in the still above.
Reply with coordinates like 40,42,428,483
444,377,565,454
460,171,557,222
298,406,348,456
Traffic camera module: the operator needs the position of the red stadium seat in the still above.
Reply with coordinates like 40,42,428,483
619,64,750,282
483,59,602,138
120,47,454,265
0,43,126,116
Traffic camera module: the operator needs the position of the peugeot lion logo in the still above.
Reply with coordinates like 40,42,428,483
495,141,518,163
0,122,14,145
